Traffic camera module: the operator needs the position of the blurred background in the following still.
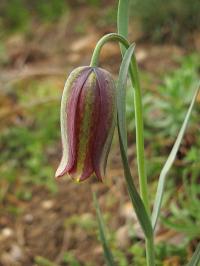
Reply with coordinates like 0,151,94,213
0,0,200,265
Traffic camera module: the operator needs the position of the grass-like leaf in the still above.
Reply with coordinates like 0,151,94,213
117,43,153,238
187,242,200,266
152,82,200,230
117,0,129,55
93,192,115,266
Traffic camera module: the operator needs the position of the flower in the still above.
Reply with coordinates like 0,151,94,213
55,66,116,182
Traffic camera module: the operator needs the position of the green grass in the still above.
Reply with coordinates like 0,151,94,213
126,54,200,137
126,53,200,177
111,238,189,265
162,167,200,241
0,79,61,196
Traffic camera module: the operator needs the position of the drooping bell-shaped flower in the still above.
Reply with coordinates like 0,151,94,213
55,66,116,182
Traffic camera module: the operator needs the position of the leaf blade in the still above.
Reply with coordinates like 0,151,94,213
117,43,153,238
117,0,129,55
187,242,200,266
152,82,200,230
93,192,115,266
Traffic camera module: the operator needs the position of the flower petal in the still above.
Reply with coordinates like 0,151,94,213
92,68,117,180
69,70,98,181
55,67,91,178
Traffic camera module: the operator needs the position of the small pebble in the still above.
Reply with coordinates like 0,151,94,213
24,213,34,223
41,200,54,210
1,227,13,238
116,225,130,249
10,244,24,261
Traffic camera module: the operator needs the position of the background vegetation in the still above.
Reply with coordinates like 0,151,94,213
0,0,199,265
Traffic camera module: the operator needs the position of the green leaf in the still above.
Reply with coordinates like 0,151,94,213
117,0,129,55
187,242,200,266
117,43,153,238
152,82,200,230
161,218,199,237
93,192,115,266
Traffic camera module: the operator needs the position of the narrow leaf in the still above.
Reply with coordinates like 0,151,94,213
152,82,200,230
117,0,129,55
93,192,115,266
187,242,200,266
117,44,153,238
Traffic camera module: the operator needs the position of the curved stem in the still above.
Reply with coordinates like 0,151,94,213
90,33,129,67
90,31,155,265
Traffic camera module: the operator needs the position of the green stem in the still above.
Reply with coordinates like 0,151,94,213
146,236,155,266
117,1,155,265
117,0,149,213
90,32,155,266
117,0,129,55
129,46,155,266
91,34,149,212
90,33,129,67
129,57,150,214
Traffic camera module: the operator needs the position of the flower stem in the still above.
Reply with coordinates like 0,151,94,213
117,0,155,265
129,49,155,266
90,31,155,266
90,33,129,67
129,57,150,213
146,236,155,266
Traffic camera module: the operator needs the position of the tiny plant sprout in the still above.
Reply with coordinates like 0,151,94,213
55,66,116,182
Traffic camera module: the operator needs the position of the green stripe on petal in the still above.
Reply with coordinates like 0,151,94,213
74,71,97,181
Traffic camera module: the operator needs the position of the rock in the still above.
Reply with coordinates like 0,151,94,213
1,228,14,238
136,49,148,62
93,245,103,256
10,244,24,261
133,222,145,240
120,202,137,221
116,225,130,249
41,200,54,210
0,227,14,242
1,244,24,264
119,202,145,240
24,213,34,224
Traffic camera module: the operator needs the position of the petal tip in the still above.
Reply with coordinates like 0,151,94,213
55,165,66,179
